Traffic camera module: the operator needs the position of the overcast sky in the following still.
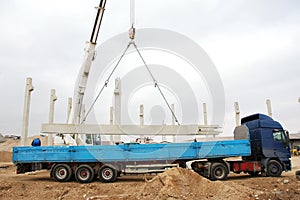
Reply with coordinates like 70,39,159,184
0,0,299,139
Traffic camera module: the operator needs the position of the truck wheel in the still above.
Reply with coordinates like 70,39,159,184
210,163,228,181
52,164,72,182
266,160,282,177
98,165,117,183
296,170,300,181
75,165,94,183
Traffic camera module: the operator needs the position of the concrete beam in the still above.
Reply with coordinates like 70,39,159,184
41,124,222,136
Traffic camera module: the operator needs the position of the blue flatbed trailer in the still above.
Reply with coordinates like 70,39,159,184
13,140,251,164
12,114,292,183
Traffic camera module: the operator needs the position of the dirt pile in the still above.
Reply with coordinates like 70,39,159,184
137,167,253,200
0,151,12,162
0,136,48,152
0,136,48,162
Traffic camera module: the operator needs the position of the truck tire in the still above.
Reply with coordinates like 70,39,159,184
75,165,94,183
296,170,300,181
266,160,282,177
98,165,117,183
52,164,72,182
210,162,228,181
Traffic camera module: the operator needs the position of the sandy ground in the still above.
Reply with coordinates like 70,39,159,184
0,139,300,200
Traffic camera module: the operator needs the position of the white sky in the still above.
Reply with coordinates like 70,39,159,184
0,0,299,138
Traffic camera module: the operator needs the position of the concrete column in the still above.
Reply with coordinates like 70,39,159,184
66,97,72,123
80,104,86,123
110,106,113,144
234,102,241,126
140,104,144,126
171,104,175,125
171,104,175,142
48,89,57,146
114,78,121,143
139,104,144,141
110,106,114,125
21,77,34,146
266,99,272,118
203,103,208,125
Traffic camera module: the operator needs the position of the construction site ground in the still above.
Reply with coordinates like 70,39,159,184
0,139,300,200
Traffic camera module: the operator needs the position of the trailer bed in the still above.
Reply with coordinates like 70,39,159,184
13,140,251,164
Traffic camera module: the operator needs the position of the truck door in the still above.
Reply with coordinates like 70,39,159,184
272,129,290,158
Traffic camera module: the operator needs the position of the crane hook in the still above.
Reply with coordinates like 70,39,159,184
129,25,135,40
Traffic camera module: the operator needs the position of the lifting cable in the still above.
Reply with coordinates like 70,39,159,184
132,43,180,125
82,0,180,125
81,43,131,124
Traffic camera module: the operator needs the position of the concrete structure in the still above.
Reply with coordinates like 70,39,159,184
203,103,208,125
66,97,72,123
41,123,222,136
266,99,272,118
113,78,121,143
234,102,241,126
109,106,114,144
21,77,34,146
48,89,57,146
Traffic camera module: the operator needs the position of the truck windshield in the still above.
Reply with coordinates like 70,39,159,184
273,129,287,144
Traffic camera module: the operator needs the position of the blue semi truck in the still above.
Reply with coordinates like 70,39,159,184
12,114,291,183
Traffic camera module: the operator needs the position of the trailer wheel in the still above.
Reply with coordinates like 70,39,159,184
210,163,228,181
52,164,72,182
266,160,282,177
75,165,94,183
98,165,117,183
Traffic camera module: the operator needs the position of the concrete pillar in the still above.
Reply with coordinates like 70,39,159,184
234,102,241,126
66,97,72,123
266,99,272,118
110,106,114,125
171,104,175,142
203,103,208,125
139,104,144,141
171,104,175,125
80,104,86,123
114,78,121,143
21,77,34,146
140,104,144,126
110,106,113,144
48,89,57,146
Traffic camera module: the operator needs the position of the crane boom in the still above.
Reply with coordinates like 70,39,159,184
72,0,107,125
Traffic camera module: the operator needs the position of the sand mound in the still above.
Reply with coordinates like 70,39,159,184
0,151,12,162
137,167,253,200
0,136,48,152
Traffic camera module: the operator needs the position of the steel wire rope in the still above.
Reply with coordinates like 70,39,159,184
82,0,180,126
132,43,181,126
81,43,132,124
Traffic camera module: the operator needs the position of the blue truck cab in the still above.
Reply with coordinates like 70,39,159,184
241,114,291,175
